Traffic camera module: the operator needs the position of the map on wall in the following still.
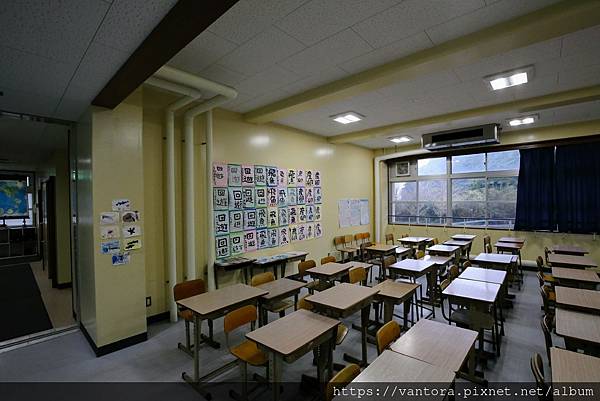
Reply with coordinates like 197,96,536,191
0,179,28,218
213,163,323,258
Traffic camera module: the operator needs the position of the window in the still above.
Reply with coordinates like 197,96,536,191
389,150,520,228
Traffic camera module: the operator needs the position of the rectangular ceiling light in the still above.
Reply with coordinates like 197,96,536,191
389,136,412,143
486,66,534,91
331,111,364,124
507,114,538,127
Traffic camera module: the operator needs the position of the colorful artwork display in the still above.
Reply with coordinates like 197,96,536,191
212,162,324,258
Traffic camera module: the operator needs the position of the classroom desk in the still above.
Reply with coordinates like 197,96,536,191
387,258,437,318
398,237,432,248
213,257,256,289
443,278,503,354
426,244,460,257
551,347,600,382
256,278,306,325
460,266,507,285
555,286,600,315
177,284,268,398
443,239,472,258
344,350,455,400
473,253,516,269
551,244,589,256
246,309,339,401
497,237,525,244
306,283,379,367
451,234,476,241
395,246,413,259
552,267,600,289
555,308,600,356
365,244,398,281
372,279,420,328
390,319,478,377
422,254,453,267
307,262,353,285
548,254,597,269
494,241,523,253
252,251,309,279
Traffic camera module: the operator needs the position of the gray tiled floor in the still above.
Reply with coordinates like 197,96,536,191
0,271,557,393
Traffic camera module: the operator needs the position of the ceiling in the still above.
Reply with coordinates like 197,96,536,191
168,0,600,149
0,0,177,121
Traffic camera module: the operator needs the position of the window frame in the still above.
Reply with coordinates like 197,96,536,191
388,150,519,229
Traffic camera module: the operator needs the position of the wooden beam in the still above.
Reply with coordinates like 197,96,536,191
243,0,600,124
328,84,600,144
92,0,239,109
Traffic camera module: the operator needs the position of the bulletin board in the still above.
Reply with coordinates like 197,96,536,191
213,163,323,259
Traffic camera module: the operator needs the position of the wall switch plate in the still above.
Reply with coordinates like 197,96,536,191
145,296,151,307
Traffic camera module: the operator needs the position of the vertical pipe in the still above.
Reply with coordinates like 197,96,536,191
206,109,216,291
184,115,196,281
166,110,178,322
374,158,381,243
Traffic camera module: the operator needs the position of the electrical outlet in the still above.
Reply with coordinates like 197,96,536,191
145,296,151,307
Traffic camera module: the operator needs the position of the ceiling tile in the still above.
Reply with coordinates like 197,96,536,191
426,0,561,45
280,66,348,94
235,65,301,97
275,0,399,46
0,85,60,117
218,27,305,76
278,28,373,76
557,63,600,90
94,0,177,54
377,70,462,99
168,31,238,75
53,83,97,121
339,32,433,74
561,24,600,58
0,0,108,65
229,90,295,113
69,41,130,93
208,0,309,45
353,0,484,49
200,64,248,87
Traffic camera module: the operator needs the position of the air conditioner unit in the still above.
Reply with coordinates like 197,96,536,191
421,124,500,151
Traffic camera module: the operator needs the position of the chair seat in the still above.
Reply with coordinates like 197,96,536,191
366,258,382,266
343,247,358,253
548,291,556,302
265,299,293,313
543,274,555,283
178,309,194,322
230,340,268,366
451,309,495,329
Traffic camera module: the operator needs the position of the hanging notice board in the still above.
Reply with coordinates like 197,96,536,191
213,163,323,259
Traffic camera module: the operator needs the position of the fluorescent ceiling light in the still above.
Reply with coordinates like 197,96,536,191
486,66,534,91
331,111,364,124
507,114,538,127
389,136,412,143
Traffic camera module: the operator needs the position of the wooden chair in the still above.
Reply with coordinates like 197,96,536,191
381,255,396,281
325,364,361,401
294,259,325,294
544,247,551,265
224,305,268,400
433,237,439,245
334,236,356,262
530,353,551,401
349,266,367,286
298,296,349,353
540,285,555,315
439,277,452,291
484,242,493,253
344,234,359,258
541,314,553,366
251,272,293,323
415,249,425,259
537,256,555,284
385,233,394,244
321,255,336,265
448,264,459,280
376,320,401,355
173,279,215,355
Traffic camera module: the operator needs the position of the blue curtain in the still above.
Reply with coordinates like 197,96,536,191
514,147,555,231
555,142,600,233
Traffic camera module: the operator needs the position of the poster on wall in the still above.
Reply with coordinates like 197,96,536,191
298,224,306,241
306,223,314,239
306,205,315,222
122,211,140,223
112,252,130,266
100,212,119,225
268,228,279,247
214,211,230,235
314,170,321,186
123,225,142,238
213,162,228,187
229,187,243,210
241,165,255,186
314,187,322,204
279,226,289,246
289,225,298,242
305,187,314,204
298,205,307,223
243,210,257,230
278,169,286,186
216,236,230,258
287,169,296,186
257,229,269,249
267,187,277,207
255,187,267,207
230,232,244,255
267,207,279,228
100,226,119,240
338,198,368,228
256,207,268,229
315,222,323,238
244,230,257,252
288,205,298,225
213,188,228,210
296,170,304,185
288,187,297,205
338,199,351,228
360,199,370,225
297,187,306,204
242,187,255,208
350,199,361,226
266,167,278,187
229,210,244,232
305,170,314,187
123,238,142,251
228,164,242,186
254,166,266,186
101,240,121,254
315,204,322,221
279,207,288,226
277,187,287,206
112,199,130,211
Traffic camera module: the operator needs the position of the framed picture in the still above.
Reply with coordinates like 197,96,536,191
395,161,410,177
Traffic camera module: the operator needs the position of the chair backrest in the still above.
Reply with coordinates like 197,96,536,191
298,260,316,276
536,256,544,272
385,233,394,244
334,236,345,248
173,279,206,302
349,266,367,285
401,233,408,238
433,237,439,245
539,286,551,315
354,233,363,243
536,272,545,287
383,255,396,268
224,305,257,335
462,261,472,269
483,235,491,246
544,247,550,264
251,271,275,286
325,364,361,401
440,278,452,291
321,255,336,265
484,243,493,253
297,295,313,311
364,232,371,241
376,321,401,355
530,353,549,400
449,265,459,280
541,315,552,365
344,235,354,246
415,250,425,259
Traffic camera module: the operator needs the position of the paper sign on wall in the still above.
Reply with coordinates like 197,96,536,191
229,210,243,232
242,187,255,208
257,230,268,249
268,228,279,247
216,236,230,258
254,166,266,186
100,212,119,225
229,187,243,210
101,240,121,254
244,230,257,252
279,207,288,226
288,187,297,205
297,187,306,204
241,165,255,186
266,167,278,187
123,225,142,238
267,207,279,228
255,187,267,207
314,171,321,186
278,168,286,186
256,207,268,229
243,210,257,230
112,252,130,266
315,204,322,221
213,188,228,210
215,211,229,235
314,187,322,204
306,223,314,239
306,205,315,222
213,163,228,187
289,225,298,242
279,226,289,246
277,187,287,206
305,170,314,187
112,199,131,211
121,211,140,223
230,232,244,255
123,238,142,251
101,225,120,240
315,222,323,238
298,224,306,241
296,170,304,185
305,187,314,204
360,199,370,225
288,205,298,225
298,205,307,223
287,169,296,186
267,187,277,207
228,164,242,186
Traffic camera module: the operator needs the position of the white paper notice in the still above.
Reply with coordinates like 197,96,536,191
338,199,351,228
360,199,370,225
350,199,361,226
